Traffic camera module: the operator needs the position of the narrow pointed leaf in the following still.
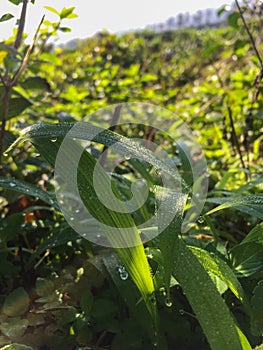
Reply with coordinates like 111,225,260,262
206,196,263,219
6,124,157,329
189,246,247,303
0,177,58,209
173,237,251,350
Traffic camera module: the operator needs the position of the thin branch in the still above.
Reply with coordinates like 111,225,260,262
227,105,246,171
0,87,12,164
11,15,45,87
0,16,44,163
235,0,263,166
14,0,29,49
235,0,263,67
0,72,6,87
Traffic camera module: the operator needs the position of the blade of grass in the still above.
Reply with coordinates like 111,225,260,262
6,128,159,335
173,237,252,350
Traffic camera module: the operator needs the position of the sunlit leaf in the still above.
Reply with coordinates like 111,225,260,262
206,195,263,219
173,237,251,350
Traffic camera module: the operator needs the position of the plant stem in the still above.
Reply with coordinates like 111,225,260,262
235,0,262,67
235,0,263,164
14,0,29,49
227,105,246,171
0,86,11,166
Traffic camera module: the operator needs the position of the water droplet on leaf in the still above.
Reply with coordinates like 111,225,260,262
155,168,162,176
9,182,16,187
198,216,204,224
165,298,173,307
117,266,129,280
51,138,57,143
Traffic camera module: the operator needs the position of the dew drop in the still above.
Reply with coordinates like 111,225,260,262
195,193,200,199
155,168,162,176
9,182,16,187
177,162,182,167
165,298,173,307
205,172,210,178
50,138,57,143
118,266,125,273
179,309,185,315
117,266,129,280
124,154,131,160
175,149,180,155
150,294,156,304
75,209,80,214
69,217,74,221
120,271,129,280
198,216,205,224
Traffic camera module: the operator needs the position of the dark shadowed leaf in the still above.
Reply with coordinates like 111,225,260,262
2,287,30,317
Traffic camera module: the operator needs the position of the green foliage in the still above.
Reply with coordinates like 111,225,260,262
0,1,263,349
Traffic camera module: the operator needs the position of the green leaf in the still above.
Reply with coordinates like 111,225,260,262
22,76,51,91
2,287,30,317
0,177,58,209
0,97,32,121
8,0,23,5
156,188,187,298
59,7,76,19
91,299,117,319
58,27,72,33
29,224,79,260
173,237,251,350
35,278,55,297
206,195,263,219
102,250,160,344
228,12,240,28
5,123,183,187
0,318,29,338
2,130,16,153
230,242,263,277
251,280,263,336
189,246,247,303
242,223,263,244
0,344,33,350
0,43,22,57
6,123,158,331
0,13,14,23
80,290,94,314
44,6,60,16
0,213,24,243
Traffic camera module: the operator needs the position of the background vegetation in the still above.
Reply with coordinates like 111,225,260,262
0,1,262,349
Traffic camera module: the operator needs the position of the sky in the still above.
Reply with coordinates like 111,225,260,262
0,0,233,44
